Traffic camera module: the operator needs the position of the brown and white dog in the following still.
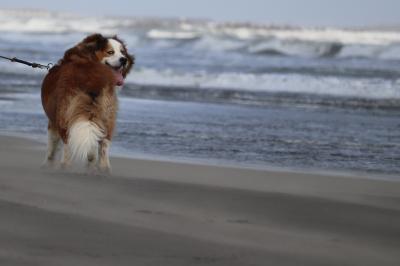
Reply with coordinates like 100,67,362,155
41,33,134,173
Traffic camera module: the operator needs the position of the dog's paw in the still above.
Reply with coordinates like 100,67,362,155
98,165,112,176
41,159,56,170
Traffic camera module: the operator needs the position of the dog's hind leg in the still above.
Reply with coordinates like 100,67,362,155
86,143,98,174
98,139,111,174
41,125,60,168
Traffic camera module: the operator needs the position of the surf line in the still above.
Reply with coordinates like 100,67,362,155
0,55,52,70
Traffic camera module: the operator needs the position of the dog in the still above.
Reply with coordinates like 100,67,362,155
41,33,134,173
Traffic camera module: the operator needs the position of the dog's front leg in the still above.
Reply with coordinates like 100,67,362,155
42,127,60,168
98,139,111,174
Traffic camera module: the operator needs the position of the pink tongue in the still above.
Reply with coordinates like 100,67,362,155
113,70,124,86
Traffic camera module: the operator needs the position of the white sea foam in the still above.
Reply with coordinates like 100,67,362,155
147,29,200,40
0,9,123,34
127,68,400,100
1,9,400,60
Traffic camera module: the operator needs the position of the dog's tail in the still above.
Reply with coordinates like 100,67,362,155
68,120,104,163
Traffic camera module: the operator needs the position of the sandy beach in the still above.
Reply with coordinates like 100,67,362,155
0,135,399,265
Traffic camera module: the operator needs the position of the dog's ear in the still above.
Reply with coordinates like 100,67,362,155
81,33,108,52
62,34,109,63
122,52,134,78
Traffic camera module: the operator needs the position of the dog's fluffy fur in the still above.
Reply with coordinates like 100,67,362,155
41,33,134,173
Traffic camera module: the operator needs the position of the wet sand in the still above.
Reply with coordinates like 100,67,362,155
0,135,399,266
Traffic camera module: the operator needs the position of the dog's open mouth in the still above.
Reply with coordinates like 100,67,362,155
106,63,124,86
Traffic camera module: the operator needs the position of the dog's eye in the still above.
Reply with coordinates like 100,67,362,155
107,51,115,55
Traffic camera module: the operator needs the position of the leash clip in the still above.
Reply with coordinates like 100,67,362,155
45,63,53,70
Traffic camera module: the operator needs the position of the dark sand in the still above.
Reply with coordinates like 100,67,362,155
0,135,399,265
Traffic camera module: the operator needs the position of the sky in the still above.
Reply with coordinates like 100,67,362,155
1,0,399,27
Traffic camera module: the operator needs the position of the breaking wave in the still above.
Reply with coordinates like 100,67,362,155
126,68,400,99
1,9,400,60
1,9,399,110
122,84,400,110
121,68,400,109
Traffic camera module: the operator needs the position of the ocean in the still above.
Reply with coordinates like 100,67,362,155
0,9,399,175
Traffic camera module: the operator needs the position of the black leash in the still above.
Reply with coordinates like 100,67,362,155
0,55,52,70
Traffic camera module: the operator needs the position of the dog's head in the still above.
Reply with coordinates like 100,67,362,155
64,33,134,86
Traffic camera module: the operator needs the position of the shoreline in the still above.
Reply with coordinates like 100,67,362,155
1,131,399,182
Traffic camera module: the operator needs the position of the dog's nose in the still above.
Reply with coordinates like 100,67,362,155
119,57,127,66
